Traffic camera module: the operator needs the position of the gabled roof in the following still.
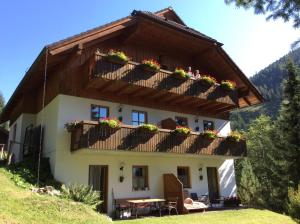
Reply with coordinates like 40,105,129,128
0,7,264,124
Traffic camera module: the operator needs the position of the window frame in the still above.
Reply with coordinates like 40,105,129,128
90,105,109,121
175,116,188,127
131,110,148,126
203,120,215,131
132,165,149,191
177,166,191,188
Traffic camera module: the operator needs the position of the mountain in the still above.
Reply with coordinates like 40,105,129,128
230,48,300,130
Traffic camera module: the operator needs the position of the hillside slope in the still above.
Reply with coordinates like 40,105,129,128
231,48,300,130
0,167,111,224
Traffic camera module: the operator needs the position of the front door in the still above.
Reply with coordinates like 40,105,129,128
207,167,220,201
89,165,108,213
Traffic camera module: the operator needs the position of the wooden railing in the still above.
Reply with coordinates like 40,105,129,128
70,121,246,157
163,173,186,214
91,53,238,106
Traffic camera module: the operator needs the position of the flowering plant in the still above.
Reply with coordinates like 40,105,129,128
199,75,217,86
142,59,160,72
173,68,190,79
220,80,236,91
64,121,80,132
201,130,218,139
106,49,129,64
139,124,159,133
99,118,121,129
226,131,244,142
173,126,191,135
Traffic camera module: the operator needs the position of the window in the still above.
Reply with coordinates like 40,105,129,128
177,166,191,188
132,166,149,191
175,116,188,127
203,120,214,131
132,111,147,126
91,105,109,121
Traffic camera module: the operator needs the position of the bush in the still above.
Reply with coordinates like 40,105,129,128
61,183,102,208
287,185,300,221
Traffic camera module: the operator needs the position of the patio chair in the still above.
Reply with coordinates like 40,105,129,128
161,197,178,215
190,193,210,206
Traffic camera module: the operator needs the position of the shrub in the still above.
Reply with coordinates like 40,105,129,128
173,68,190,79
142,59,160,72
139,124,158,133
199,75,217,86
106,49,129,64
201,130,218,139
61,183,102,208
220,80,236,91
227,131,244,142
99,118,121,129
287,185,300,221
174,126,191,135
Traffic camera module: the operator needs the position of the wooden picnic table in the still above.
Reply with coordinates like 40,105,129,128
127,198,166,218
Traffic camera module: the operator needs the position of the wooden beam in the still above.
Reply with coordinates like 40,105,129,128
243,96,252,106
98,81,115,93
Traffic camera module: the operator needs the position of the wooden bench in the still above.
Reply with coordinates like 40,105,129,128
114,197,150,219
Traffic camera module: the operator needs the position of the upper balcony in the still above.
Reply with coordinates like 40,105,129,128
83,51,239,118
70,121,246,157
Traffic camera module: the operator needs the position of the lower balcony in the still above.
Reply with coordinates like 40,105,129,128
70,121,246,157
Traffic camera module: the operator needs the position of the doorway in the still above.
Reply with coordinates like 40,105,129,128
207,167,220,201
89,165,108,213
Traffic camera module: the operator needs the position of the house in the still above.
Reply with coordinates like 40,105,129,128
0,126,8,147
0,7,263,215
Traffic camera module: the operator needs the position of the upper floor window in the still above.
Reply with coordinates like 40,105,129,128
132,111,147,126
132,166,149,191
91,105,109,121
177,166,191,188
203,120,214,131
175,116,188,127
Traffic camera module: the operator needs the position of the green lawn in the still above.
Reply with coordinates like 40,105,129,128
117,209,296,224
0,166,297,224
0,167,111,224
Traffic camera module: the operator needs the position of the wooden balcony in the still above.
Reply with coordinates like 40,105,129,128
70,121,246,157
84,52,239,118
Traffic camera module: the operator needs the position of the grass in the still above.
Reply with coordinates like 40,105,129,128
0,165,296,224
0,167,112,224
116,209,297,224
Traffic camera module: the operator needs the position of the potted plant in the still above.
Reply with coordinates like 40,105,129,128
173,68,190,79
105,49,129,64
99,118,121,129
64,121,80,132
226,131,244,142
173,126,191,136
224,196,241,207
141,59,160,72
138,124,159,134
201,130,218,140
199,75,217,86
220,80,236,91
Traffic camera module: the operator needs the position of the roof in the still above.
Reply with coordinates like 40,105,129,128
0,7,264,124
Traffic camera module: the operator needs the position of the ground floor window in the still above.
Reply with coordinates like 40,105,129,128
132,166,149,191
177,166,191,188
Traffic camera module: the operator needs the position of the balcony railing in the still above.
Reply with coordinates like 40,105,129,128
88,52,239,106
70,121,246,157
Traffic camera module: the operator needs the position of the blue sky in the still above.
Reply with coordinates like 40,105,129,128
1,0,299,102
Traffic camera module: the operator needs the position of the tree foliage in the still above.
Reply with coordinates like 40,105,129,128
225,0,300,28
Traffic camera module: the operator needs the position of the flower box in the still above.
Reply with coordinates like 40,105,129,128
105,49,129,65
201,130,218,140
99,118,121,129
199,75,217,86
220,80,236,91
173,126,191,136
173,68,190,80
141,59,160,72
64,121,81,132
138,124,159,134
226,131,244,142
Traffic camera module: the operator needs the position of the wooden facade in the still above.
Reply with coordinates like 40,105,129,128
70,121,246,157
